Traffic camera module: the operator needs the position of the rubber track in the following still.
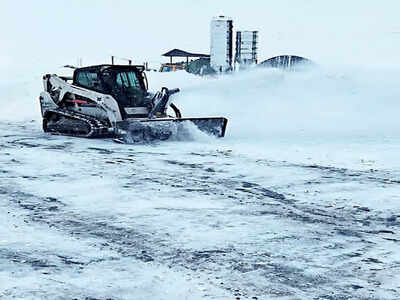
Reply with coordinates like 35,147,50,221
45,109,111,138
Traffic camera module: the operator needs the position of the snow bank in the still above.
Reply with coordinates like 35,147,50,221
0,64,75,122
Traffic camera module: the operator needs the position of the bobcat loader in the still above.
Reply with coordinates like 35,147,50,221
39,64,227,142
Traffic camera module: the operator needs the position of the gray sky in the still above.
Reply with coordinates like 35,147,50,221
2,0,400,69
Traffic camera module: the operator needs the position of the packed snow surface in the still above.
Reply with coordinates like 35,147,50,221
1,66,400,299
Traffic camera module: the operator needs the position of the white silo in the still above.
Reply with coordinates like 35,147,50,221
210,16,233,73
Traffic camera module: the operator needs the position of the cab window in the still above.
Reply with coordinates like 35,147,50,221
116,71,142,89
75,71,102,91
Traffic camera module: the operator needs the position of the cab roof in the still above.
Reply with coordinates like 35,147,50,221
75,64,145,73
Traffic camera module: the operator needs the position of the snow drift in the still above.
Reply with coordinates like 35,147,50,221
148,65,400,139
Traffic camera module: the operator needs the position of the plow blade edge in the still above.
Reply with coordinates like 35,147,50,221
115,117,227,143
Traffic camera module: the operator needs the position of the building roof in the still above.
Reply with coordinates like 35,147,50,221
162,49,210,58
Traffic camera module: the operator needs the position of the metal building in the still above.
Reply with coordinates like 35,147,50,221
235,31,258,66
210,16,233,73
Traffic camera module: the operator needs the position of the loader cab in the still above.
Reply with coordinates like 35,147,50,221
73,65,150,118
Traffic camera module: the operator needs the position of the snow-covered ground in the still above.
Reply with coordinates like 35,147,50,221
1,66,400,299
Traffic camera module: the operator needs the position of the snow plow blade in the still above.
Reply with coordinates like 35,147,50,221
176,117,228,137
115,117,227,143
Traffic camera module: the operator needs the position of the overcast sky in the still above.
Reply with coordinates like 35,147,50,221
2,0,400,69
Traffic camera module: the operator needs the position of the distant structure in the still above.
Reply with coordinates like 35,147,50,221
162,49,209,65
210,16,233,73
259,55,313,70
235,31,258,67
156,16,314,76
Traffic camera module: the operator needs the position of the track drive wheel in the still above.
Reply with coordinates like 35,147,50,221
42,117,49,132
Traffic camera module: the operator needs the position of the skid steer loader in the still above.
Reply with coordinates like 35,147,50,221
39,64,227,142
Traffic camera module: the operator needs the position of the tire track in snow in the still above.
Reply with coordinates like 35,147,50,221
1,171,399,299
1,125,400,299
